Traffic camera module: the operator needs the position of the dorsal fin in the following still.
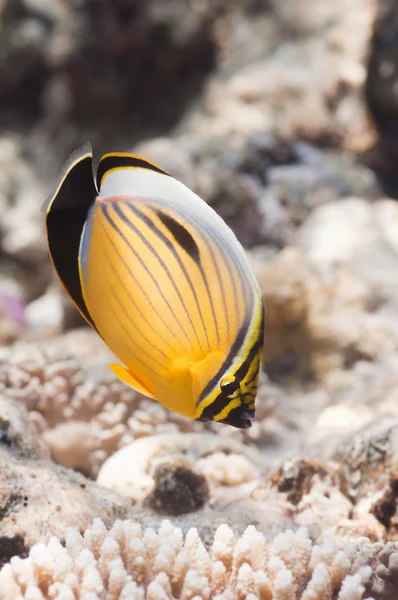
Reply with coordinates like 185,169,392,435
41,142,96,213
96,152,170,191
96,151,206,209
44,142,98,329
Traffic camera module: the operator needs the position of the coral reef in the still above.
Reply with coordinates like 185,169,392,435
0,331,277,478
0,395,139,551
2,0,398,597
0,518,394,600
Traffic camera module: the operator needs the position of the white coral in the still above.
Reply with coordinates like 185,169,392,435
0,520,379,600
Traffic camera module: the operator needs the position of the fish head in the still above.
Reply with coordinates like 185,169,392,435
193,340,262,429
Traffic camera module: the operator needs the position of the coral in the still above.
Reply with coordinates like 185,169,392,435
0,519,385,600
370,540,398,599
0,332,276,478
134,133,377,251
0,288,24,345
297,198,398,295
0,0,378,318
258,245,398,382
0,0,375,150
2,1,398,596
268,457,345,507
97,433,266,504
196,452,259,487
333,418,398,540
0,395,143,552
184,0,375,150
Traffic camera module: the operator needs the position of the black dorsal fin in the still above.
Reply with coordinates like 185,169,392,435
96,152,170,191
44,143,98,329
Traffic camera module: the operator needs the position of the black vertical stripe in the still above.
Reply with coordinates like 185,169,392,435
198,319,249,403
148,197,251,334
156,212,201,265
233,329,263,384
154,208,220,347
198,331,263,421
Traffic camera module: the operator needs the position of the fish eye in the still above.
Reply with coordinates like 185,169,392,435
220,374,239,398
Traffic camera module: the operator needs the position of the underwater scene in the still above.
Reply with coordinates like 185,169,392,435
0,0,398,598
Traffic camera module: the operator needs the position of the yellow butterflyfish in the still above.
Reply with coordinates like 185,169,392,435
43,143,265,428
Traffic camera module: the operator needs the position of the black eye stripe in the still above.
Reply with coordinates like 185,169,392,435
221,380,239,396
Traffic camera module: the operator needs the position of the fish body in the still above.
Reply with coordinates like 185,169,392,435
44,143,265,428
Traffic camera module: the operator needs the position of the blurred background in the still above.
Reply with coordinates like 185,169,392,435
1,0,398,468
1,0,395,346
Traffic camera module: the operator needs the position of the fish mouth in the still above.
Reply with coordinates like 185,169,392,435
219,410,255,429
196,407,255,429
237,418,253,429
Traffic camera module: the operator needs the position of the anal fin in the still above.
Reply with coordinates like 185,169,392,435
109,364,154,399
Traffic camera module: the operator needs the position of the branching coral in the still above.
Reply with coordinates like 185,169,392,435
0,519,387,600
0,331,276,478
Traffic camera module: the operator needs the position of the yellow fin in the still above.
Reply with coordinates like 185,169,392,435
109,364,154,399
156,356,195,418
190,351,224,400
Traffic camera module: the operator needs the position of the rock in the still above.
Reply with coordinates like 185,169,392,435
0,449,138,551
145,460,209,515
0,396,291,546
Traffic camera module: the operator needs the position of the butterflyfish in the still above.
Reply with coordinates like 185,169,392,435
43,143,265,428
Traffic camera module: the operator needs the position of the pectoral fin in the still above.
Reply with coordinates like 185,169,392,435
109,364,154,399
190,351,225,400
